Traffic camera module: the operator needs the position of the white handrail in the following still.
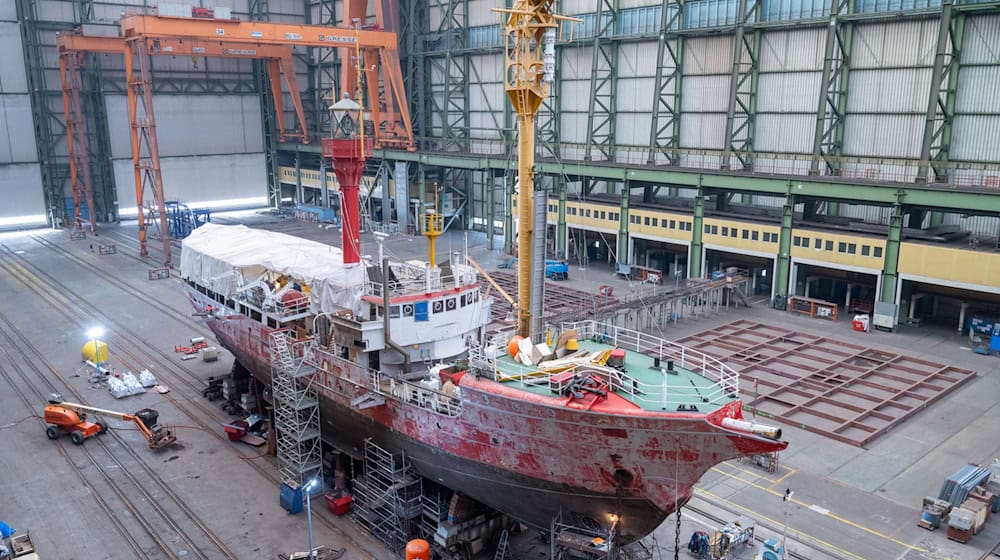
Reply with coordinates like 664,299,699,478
477,320,741,409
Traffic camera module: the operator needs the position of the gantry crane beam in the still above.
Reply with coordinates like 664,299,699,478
56,33,307,265
118,15,414,150
55,12,414,267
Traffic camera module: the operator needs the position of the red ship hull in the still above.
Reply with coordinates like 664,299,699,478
189,289,785,542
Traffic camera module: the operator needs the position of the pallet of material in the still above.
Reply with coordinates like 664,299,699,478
947,525,972,544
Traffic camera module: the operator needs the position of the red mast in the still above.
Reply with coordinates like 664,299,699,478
323,95,372,266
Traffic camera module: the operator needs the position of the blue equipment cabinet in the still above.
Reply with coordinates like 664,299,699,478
280,479,303,514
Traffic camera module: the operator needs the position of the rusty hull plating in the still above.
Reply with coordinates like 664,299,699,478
186,287,785,543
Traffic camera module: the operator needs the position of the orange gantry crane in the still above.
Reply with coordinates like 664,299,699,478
57,7,414,268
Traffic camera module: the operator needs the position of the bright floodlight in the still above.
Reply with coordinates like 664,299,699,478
86,326,105,339
304,478,319,491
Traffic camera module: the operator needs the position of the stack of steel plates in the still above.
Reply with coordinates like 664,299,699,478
939,464,992,507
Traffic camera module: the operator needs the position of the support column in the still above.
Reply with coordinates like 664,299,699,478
394,161,409,230
689,183,704,278
503,174,514,255
556,175,567,259
845,282,853,311
319,159,329,209
879,203,902,304
810,0,854,175
774,194,794,306
957,301,967,334
648,0,684,165
487,172,496,250
417,163,426,234
294,152,303,204
918,0,964,183
721,0,761,171
381,162,391,225
585,0,619,162
617,181,629,266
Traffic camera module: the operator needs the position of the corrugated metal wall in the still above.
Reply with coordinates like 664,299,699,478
842,19,937,166
0,12,46,225
431,4,1000,188
0,0,294,225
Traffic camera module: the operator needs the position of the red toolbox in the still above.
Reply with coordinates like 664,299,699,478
325,494,353,516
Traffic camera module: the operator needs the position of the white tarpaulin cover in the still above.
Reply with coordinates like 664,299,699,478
180,223,366,314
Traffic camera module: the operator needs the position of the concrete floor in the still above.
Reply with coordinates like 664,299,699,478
3,213,999,560
0,223,392,560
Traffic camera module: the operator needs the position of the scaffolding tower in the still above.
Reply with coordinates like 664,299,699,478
353,439,430,552
268,330,323,486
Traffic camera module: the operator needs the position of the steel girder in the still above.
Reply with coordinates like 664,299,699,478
250,0,282,209
810,0,854,176
426,0,470,232
401,0,427,137
18,0,74,227
80,54,117,222
333,145,1000,214
538,0,563,158
721,0,761,171
648,0,684,166
585,0,619,164
918,0,965,184
304,0,341,140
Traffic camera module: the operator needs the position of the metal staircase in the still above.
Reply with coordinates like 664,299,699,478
268,330,323,485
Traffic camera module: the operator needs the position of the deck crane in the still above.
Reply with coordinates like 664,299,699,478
42,395,176,449
493,1,580,338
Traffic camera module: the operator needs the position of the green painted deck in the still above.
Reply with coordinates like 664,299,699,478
494,339,738,412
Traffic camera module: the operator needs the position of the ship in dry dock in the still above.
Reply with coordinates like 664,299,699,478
179,221,786,543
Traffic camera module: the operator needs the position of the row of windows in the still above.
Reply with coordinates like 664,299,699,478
564,206,620,221
793,235,883,258
703,224,779,244
628,214,694,232
557,204,883,258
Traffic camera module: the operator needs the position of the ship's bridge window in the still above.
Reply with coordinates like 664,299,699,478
389,305,401,319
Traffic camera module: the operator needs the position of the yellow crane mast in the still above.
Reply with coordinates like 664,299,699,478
495,1,579,339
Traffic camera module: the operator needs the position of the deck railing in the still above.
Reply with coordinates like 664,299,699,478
471,320,741,410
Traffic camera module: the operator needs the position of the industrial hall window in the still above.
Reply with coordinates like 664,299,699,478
825,240,834,251
645,217,651,226
670,220,676,229
751,231,759,241
838,242,847,253
874,247,883,258
742,229,749,240
814,238,822,249
861,245,871,256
